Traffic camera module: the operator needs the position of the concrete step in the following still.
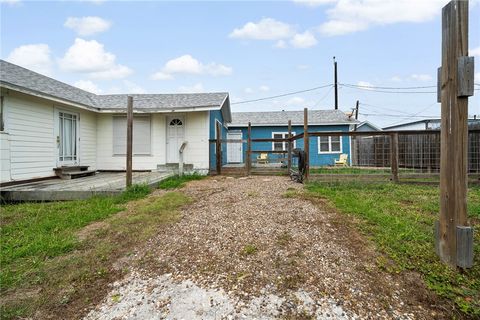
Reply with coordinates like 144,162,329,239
58,170,96,180
54,165,89,173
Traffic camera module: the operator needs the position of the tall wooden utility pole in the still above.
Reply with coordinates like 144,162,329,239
334,57,338,110
126,96,133,187
437,0,474,268
303,108,309,181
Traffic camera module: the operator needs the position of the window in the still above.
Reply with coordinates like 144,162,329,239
318,135,342,153
113,115,151,155
272,132,295,151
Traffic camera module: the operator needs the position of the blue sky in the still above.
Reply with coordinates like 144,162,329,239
1,0,479,127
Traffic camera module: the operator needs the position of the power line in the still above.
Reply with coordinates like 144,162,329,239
312,86,334,108
231,84,333,105
384,102,439,127
359,102,420,116
340,84,436,94
340,83,437,89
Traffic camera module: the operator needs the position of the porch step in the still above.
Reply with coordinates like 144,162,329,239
157,163,194,173
54,166,96,180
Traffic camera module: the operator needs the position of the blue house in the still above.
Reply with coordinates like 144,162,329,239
226,110,358,167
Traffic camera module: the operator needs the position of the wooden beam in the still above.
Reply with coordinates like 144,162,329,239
390,132,399,183
304,108,309,181
247,122,252,176
126,96,133,187
216,121,222,175
438,0,470,268
287,120,292,173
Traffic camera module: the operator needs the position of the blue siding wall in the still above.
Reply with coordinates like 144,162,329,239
209,110,228,170
228,125,351,166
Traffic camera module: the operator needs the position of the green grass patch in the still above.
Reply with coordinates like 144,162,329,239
242,244,258,255
306,181,480,316
309,167,419,175
0,186,190,319
158,172,205,190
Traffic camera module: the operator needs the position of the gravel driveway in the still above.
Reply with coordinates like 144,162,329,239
85,176,446,319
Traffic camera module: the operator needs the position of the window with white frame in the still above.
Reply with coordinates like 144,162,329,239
318,135,342,153
113,115,151,155
272,132,295,151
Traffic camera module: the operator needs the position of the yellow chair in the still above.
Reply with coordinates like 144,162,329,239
257,153,269,164
335,154,348,166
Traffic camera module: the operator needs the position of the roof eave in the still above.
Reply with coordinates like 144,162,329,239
1,81,98,112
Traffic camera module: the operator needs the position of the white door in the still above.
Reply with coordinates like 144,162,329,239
55,110,79,167
227,131,242,163
167,116,185,163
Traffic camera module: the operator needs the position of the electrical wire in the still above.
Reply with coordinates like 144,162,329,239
230,84,333,105
340,83,437,89
340,84,436,94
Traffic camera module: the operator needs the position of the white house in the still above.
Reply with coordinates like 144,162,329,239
0,60,231,184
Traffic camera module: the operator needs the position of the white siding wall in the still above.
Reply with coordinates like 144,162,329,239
2,91,97,182
184,111,209,170
0,132,11,182
96,111,209,171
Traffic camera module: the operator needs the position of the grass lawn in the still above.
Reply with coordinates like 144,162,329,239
306,181,480,317
158,172,205,189
0,184,191,319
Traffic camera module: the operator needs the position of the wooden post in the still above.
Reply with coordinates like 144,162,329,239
390,132,399,183
247,122,252,175
126,96,133,187
216,121,222,175
304,108,309,181
333,57,338,110
438,0,471,268
287,120,292,173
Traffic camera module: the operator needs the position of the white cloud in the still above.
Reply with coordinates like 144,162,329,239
0,0,21,5
229,18,295,40
89,65,132,80
74,80,102,94
59,38,132,80
293,0,336,7
290,31,318,48
357,81,374,90
470,46,480,57
318,0,445,36
259,85,270,92
151,54,232,80
123,80,147,94
274,40,288,49
177,83,205,93
151,72,173,80
6,44,52,76
410,74,432,81
286,96,305,106
64,16,111,36
244,87,254,94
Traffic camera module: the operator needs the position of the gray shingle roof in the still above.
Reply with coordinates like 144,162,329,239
230,110,357,126
0,59,97,108
0,60,229,114
95,93,229,110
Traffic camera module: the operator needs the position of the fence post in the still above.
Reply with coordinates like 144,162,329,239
287,120,292,173
126,96,133,187
437,0,471,268
390,132,399,183
247,122,252,176
216,121,222,175
304,108,309,181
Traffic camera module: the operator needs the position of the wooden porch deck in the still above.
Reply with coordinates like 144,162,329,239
0,172,173,201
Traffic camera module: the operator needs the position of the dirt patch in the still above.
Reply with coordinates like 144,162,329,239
86,176,451,319
76,221,108,241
